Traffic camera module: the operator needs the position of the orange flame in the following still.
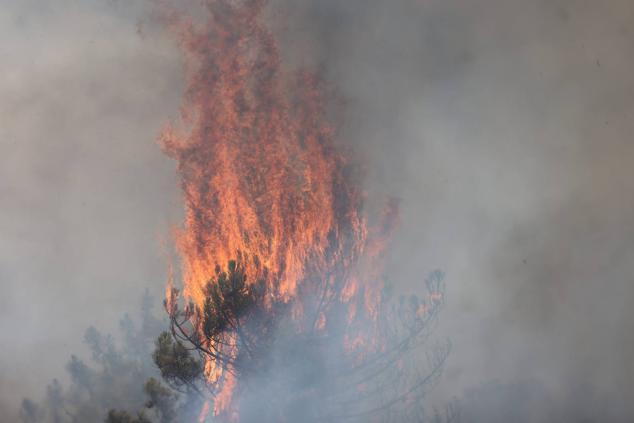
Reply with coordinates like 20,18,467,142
198,401,210,423
158,1,396,418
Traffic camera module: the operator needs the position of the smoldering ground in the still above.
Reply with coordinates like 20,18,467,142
2,0,634,421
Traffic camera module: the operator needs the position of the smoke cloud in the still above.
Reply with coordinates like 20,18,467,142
0,1,182,421
2,0,634,421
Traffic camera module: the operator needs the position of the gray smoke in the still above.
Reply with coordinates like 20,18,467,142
268,0,634,420
0,1,182,421
2,0,634,421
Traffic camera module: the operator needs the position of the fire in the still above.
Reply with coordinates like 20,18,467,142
198,401,210,423
160,0,367,303
156,1,440,421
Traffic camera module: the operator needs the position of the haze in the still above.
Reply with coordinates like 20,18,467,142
2,0,633,421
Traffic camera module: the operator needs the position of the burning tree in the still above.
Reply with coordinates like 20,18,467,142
162,264,448,422
142,1,451,421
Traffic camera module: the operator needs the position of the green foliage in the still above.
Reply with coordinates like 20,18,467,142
163,260,449,422
143,378,177,423
201,260,266,342
108,332,205,423
152,332,202,393
22,265,448,423
107,377,181,423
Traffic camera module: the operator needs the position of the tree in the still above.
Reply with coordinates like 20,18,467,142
158,260,450,422
144,0,451,420
20,292,165,423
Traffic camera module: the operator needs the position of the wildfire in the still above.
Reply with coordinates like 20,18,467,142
158,1,444,421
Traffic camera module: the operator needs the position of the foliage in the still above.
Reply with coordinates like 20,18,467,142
152,333,202,394
165,261,450,422
19,291,164,423
20,271,449,423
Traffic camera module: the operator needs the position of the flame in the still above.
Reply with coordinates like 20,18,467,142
158,1,396,418
198,401,210,423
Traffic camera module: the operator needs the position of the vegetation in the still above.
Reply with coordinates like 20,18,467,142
19,292,164,423
150,260,450,422
21,266,450,423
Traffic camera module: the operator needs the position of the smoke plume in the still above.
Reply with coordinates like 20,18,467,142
2,0,634,421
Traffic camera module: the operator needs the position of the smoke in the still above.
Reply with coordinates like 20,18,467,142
0,1,182,421
2,0,634,421
267,0,634,420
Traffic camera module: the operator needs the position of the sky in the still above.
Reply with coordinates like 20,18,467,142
2,0,634,421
